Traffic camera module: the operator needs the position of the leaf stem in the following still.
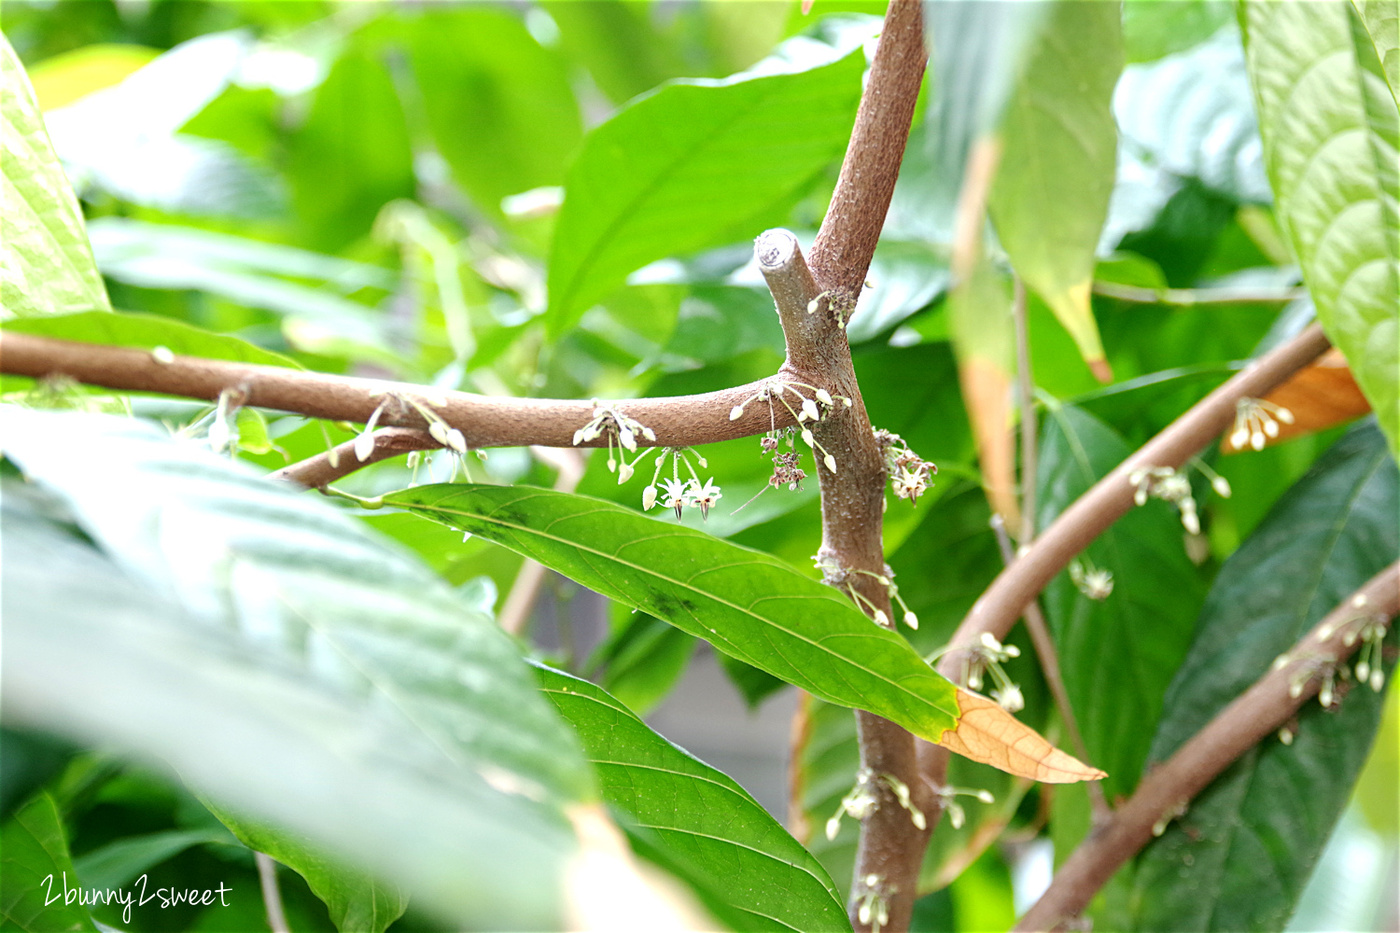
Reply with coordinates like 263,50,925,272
1014,560,1400,931
1091,281,1306,306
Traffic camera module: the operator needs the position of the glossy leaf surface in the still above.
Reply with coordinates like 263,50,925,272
1241,1,1400,454
1,794,98,932
1037,404,1206,800
3,311,301,369
1115,421,1399,931
1,480,576,931
536,664,850,933
546,47,863,337
389,484,1103,783
1,34,110,318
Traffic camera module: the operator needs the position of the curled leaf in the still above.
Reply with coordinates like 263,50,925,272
937,688,1107,784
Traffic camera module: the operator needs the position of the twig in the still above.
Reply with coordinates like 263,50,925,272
272,427,437,488
1091,281,1306,306
0,332,799,449
1015,560,1400,932
1013,277,1037,545
497,447,585,637
950,323,1329,664
255,851,291,933
989,516,1106,819
918,323,1331,822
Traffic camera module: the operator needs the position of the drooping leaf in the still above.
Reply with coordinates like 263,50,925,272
988,0,1123,381
546,44,864,337
386,484,1104,783
1036,403,1206,801
1112,420,1399,932
1241,1,1400,455
1,793,98,933
0,484,577,931
0,33,111,319
535,664,851,933
199,803,408,933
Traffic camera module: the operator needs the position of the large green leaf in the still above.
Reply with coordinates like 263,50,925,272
0,482,577,931
200,804,408,933
1112,420,1399,931
535,664,851,933
1352,0,1399,103
1,793,98,933
385,484,963,744
0,34,110,319
1,408,591,809
1241,1,1400,455
1036,404,1206,802
545,45,864,337
988,0,1123,379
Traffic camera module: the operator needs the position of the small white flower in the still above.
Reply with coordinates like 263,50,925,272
800,398,820,422
688,478,722,520
824,453,838,473
815,388,833,406
445,428,467,453
903,611,919,630
659,478,691,519
730,405,745,421
618,461,634,484
642,485,658,511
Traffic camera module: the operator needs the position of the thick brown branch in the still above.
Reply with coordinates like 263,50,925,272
1016,561,1400,932
761,228,926,933
808,0,926,309
0,332,797,448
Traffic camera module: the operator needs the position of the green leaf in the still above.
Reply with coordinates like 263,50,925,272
1112,26,1272,206
199,804,408,933
1352,0,1399,103
2,408,591,808
535,664,851,933
1122,1,1234,63
588,610,698,716
1036,404,1206,801
0,414,613,930
1115,420,1399,931
2,311,301,369
546,47,863,338
0,33,111,319
1,793,98,933
86,218,393,351
989,0,1123,380
384,484,963,745
1241,1,1400,455
400,8,582,220
72,828,236,891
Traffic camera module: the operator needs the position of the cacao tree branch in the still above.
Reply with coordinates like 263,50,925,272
1015,560,1400,931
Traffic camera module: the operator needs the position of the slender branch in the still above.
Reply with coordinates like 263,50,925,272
951,323,1329,663
1013,277,1037,545
918,323,1331,821
808,0,927,309
1092,281,1306,306
272,427,437,488
1016,561,1400,932
255,852,291,933
0,332,799,448
498,447,585,637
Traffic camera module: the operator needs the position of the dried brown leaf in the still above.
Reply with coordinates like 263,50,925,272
937,688,1107,784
